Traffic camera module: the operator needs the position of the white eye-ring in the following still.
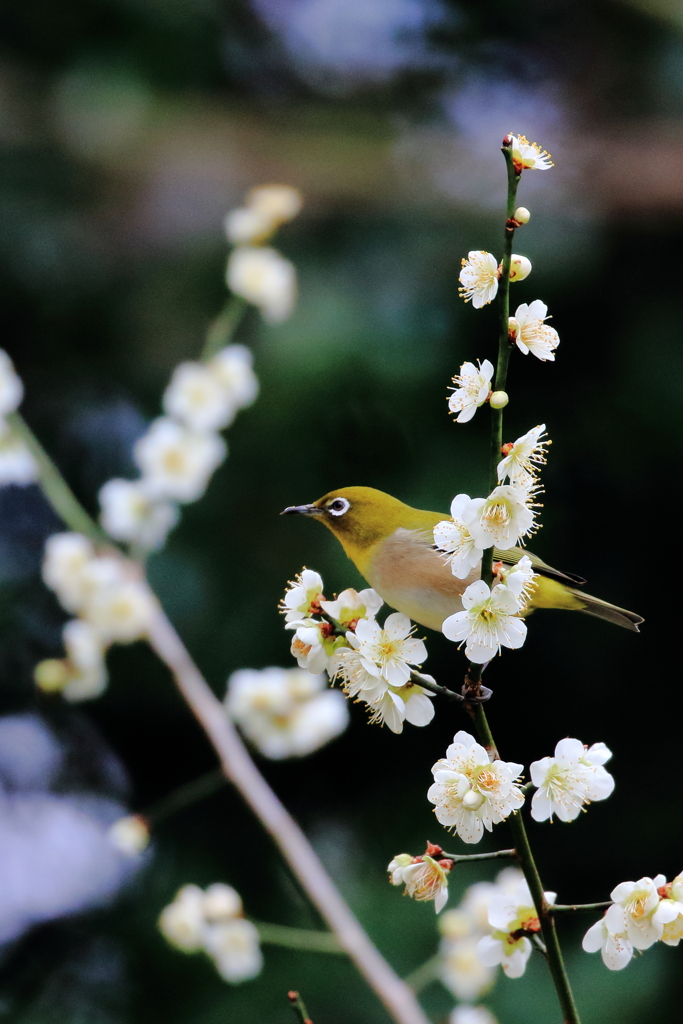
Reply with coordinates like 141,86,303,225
328,497,350,517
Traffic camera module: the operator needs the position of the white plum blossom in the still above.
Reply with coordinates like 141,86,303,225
530,738,615,823
108,814,150,856
448,360,494,423
85,577,156,643
226,246,296,323
508,134,553,173
365,680,435,734
442,580,527,664
467,484,537,550
388,854,452,914
320,587,383,628
224,185,302,244
225,666,348,759
610,878,666,950
224,205,275,245
0,421,39,486
61,618,108,701
450,1007,498,1024
0,350,24,416
202,883,243,922
428,730,524,844
134,417,227,503
433,494,484,581
508,255,532,282
207,345,259,410
280,568,326,623
478,878,555,979
247,184,302,224
159,885,206,952
582,904,634,970
441,936,496,1002
288,619,344,674
330,645,388,702
352,613,427,687
509,301,559,362
204,918,263,984
650,872,683,946
459,251,499,308
163,361,238,432
99,478,178,551
497,425,549,486
41,533,96,614
495,555,538,610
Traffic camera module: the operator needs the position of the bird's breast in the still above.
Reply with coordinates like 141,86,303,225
360,528,477,632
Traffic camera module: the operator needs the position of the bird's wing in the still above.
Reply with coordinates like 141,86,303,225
494,546,586,586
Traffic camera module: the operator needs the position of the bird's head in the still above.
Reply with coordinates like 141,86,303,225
281,486,419,552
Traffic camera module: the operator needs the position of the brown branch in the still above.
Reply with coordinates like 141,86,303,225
147,610,432,1024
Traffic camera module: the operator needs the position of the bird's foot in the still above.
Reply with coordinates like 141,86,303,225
461,683,493,703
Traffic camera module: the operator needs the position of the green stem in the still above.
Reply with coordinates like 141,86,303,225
440,848,516,864
410,670,463,703
8,412,109,543
472,703,581,1024
550,902,612,914
255,922,343,954
288,990,313,1024
481,149,520,587
201,295,247,361
144,768,226,825
403,954,441,994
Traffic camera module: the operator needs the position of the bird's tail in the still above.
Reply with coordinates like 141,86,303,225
568,588,643,632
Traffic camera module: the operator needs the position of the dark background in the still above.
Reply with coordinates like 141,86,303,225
1,0,682,1021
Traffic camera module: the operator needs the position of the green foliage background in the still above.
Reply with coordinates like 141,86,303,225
1,1,682,1021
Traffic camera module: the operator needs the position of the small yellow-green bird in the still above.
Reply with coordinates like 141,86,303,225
282,486,643,632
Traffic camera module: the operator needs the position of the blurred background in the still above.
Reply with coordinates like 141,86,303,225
1,0,682,1021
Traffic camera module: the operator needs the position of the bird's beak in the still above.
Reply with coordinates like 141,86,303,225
280,502,322,516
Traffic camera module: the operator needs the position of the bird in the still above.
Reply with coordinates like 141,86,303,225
282,485,643,633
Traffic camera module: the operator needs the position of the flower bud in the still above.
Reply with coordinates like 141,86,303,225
462,789,486,810
108,814,150,855
490,391,509,410
513,206,530,225
509,255,532,281
34,658,69,692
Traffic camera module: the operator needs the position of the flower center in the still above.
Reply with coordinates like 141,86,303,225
483,500,511,527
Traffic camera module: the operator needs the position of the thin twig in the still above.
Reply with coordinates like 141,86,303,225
403,954,441,994
201,295,247,360
144,768,227,826
410,670,463,702
288,990,313,1024
255,923,343,954
439,848,516,864
549,902,612,914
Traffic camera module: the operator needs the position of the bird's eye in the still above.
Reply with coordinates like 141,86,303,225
328,498,350,516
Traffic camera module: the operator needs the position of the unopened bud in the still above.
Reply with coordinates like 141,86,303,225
462,789,486,810
509,255,532,281
108,814,150,856
490,391,509,410
513,206,530,225
34,658,69,692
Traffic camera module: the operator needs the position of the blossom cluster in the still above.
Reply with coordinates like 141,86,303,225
35,532,157,701
281,569,434,734
224,665,349,759
439,867,525,1003
159,883,262,984
434,423,551,661
225,184,301,323
0,349,38,487
583,872,683,971
99,343,258,551
426,731,614,846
